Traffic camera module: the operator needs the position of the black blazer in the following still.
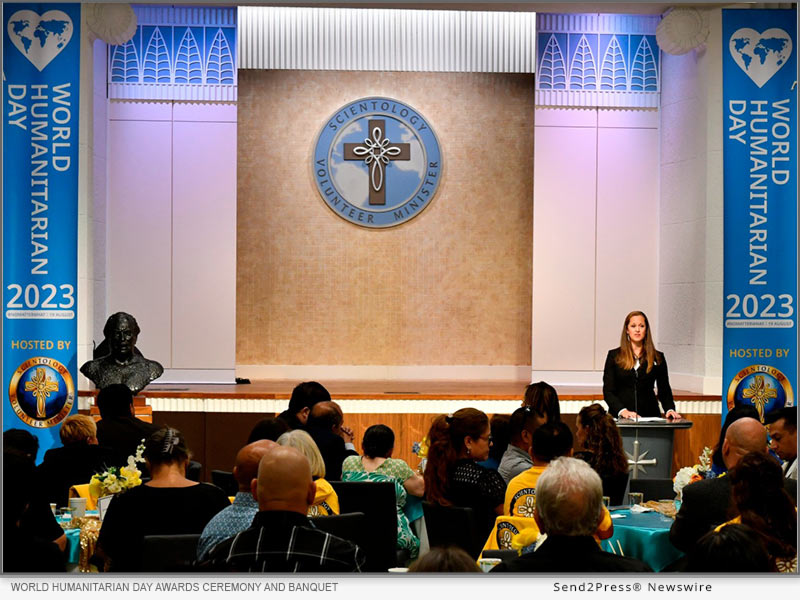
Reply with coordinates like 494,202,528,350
603,348,675,418
670,472,798,553
490,535,652,573
36,444,123,506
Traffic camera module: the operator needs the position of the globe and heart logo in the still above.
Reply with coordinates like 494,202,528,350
729,27,793,88
7,9,74,72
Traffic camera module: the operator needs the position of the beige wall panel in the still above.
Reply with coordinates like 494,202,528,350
237,71,533,366
531,126,597,371
107,119,172,365
595,127,660,367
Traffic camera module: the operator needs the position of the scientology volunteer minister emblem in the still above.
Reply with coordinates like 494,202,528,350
8,357,74,428
312,97,442,228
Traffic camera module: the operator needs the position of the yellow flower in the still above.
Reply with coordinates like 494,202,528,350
89,475,103,499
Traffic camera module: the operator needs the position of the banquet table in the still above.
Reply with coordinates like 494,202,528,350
604,508,683,572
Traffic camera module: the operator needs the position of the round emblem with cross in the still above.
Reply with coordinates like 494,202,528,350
312,97,442,228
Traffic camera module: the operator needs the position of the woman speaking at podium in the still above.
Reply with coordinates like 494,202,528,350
603,311,682,420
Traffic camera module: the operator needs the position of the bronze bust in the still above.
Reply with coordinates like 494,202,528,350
80,312,163,395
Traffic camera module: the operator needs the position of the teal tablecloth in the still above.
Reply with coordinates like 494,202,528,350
65,528,81,565
605,509,683,572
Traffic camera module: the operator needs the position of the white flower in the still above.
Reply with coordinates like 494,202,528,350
673,466,697,496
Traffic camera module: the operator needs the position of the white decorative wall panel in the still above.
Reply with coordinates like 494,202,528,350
536,13,661,108
238,7,536,73
108,5,237,101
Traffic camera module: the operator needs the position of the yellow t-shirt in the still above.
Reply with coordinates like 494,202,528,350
504,465,547,517
307,478,340,516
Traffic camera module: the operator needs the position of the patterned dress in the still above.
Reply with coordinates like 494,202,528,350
341,456,420,557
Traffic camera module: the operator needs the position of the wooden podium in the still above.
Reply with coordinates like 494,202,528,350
616,419,693,480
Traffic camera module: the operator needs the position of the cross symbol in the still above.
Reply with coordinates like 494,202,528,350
344,119,410,205
625,439,657,479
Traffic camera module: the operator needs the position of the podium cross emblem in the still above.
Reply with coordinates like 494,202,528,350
626,439,657,479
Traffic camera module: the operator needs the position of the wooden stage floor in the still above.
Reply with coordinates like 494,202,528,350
97,379,715,402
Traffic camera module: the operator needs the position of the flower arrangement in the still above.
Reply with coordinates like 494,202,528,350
90,439,145,498
673,446,714,499
412,437,429,474
411,437,429,459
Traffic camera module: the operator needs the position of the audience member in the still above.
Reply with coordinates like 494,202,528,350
765,407,797,480
686,523,773,572
3,452,66,572
3,428,41,461
670,417,786,552
407,546,481,573
424,408,506,539
96,427,230,571
710,405,760,475
277,381,331,430
95,383,160,465
498,407,546,484
478,414,511,471
201,446,365,572
304,400,357,481
277,429,339,515
504,422,573,517
197,440,277,561
342,424,422,557
726,451,797,572
490,457,651,572
246,416,290,444
3,430,66,552
36,414,122,506
522,381,561,423
574,403,630,505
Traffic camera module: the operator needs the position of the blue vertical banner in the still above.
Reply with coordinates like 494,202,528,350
3,3,80,460
722,9,796,422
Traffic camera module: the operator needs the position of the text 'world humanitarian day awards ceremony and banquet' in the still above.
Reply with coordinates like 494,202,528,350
1,0,798,585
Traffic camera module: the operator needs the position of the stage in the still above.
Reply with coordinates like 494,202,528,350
79,380,721,482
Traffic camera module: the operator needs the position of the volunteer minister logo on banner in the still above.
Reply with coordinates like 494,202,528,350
7,9,73,71
9,357,74,428
313,98,442,228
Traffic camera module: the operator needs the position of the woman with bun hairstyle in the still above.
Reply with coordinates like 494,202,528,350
574,403,630,505
96,427,230,571
423,408,506,538
603,311,681,420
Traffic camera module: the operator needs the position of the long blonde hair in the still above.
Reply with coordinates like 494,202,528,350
615,310,661,373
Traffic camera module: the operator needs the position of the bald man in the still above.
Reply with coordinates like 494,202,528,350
305,401,357,481
202,446,365,572
670,417,795,552
197,440,276,560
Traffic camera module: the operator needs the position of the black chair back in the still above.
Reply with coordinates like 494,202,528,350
142,534,201,572
629,477,675,502
186,460,202,482
481,549,519,561
211,469,238,496
311,512,367,548
330,480,397,572
422,501,483,559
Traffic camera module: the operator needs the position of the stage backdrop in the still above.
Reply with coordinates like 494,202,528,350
236,71,534,370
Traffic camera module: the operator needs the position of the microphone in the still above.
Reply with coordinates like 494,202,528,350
633,358,639,423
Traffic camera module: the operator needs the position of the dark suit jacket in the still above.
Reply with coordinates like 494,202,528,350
490,535,652,573
305,426,358,482
603,348,675,418
36,444,123,505
96,416,160,466
670,474,798,552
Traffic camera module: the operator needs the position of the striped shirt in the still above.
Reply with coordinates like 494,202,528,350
201,510,365,572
